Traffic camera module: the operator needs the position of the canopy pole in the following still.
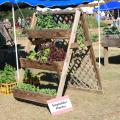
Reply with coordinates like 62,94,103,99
98,1,101,68
12,4,20,81
118,9,119,18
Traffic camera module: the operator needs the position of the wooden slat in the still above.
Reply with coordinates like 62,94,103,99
20,58,63,72
68,86,103,94
12,89,55,104
104,47,109,66
57,10,81,97
27,29,71,39
80,13,103,91
101,37,120,47
30,13,37,29
70,43,79,49
84,40,92,46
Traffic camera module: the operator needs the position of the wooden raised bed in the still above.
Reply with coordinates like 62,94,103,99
12,88,55,104
101,35,120,66
20,58,63,72
101,35,120,47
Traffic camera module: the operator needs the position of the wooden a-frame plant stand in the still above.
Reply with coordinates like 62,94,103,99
13,9,102,104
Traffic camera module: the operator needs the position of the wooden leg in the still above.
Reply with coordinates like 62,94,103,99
104,47,108,66
19,68,24,83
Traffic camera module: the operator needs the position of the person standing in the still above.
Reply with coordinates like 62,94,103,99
18,17,22,28
21,18,26,28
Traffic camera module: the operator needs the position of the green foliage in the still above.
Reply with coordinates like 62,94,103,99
36,48,51,63
36,15,57,29
91,34,98,42
0,64,16,83
36,14,71,29
0,8,34,22
27,48,51,63
76,28,85,47
24,69,33,81
103,26,120,35
86,16,107,28
16,83,57,95
39,88,56,95
57,22,71,29
100,21,108,27
23,69,39,83
27,50,37,60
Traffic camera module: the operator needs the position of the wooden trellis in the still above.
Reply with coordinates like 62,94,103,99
13,9,102,104
57,10,103,96
30,9,103,95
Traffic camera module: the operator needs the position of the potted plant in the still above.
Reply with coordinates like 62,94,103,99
0,64,17,94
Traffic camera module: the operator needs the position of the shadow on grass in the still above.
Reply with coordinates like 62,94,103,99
37,72,59,85
0,44,27,69
96,55,120,65
15,98,49,108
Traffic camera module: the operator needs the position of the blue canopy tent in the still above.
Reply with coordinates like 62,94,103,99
93,1,120,12
0,0,94,81
0,0,94,7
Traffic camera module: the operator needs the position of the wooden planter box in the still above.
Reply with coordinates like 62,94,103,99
20,58,63,72
12,88,55,104
0,82,17,95
101,35,120,47
26,29,71,39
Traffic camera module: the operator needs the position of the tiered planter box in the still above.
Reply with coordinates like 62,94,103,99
26,29,71,39
25,29,71,45
20,58,64,72
12,88,55,104
0,82,17,95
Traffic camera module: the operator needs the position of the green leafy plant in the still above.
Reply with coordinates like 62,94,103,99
23,69,39,85
36,48,51,63
26,48,51,63
24,69,33,81
76,28,85,47
0,64,16,83
15,83,57,95
36,14,71,29
27,50,37,60
91,34,98,42
86,16,107,28
103,26,120,35
36,15,57,29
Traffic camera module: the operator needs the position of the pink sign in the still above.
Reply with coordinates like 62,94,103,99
47,96,73,116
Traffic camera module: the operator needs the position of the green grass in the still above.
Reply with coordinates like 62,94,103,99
86,16,108,28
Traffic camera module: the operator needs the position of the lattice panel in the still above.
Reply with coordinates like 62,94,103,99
67,46,102,91
53,14,74,24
